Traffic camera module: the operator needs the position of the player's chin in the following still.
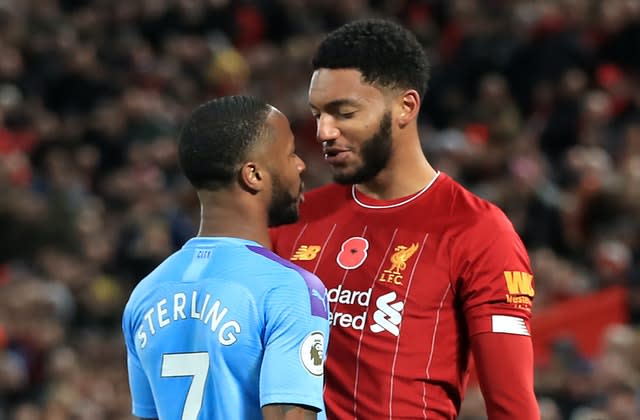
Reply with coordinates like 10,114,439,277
332,168,360,185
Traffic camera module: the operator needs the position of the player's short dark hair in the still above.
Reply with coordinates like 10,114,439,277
312,19,430,98
178,95,272,190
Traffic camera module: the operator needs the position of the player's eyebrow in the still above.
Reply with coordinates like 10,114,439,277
309,98,360,111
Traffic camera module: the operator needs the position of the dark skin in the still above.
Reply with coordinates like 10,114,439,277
139,109,315,420
308,68,538,419
262,404,320,420
197,108,305,248
309,68,437,200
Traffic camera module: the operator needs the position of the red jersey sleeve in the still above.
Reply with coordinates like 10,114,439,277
452,206,538,418
471,333,539,420
453,207,535,338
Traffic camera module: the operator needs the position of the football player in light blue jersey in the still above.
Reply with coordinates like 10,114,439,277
122,96,329,420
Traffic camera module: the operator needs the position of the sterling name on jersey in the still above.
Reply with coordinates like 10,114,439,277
271,173,535,419
123,237,329,420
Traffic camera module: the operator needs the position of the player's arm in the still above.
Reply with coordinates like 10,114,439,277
263,403,319,420
259,270,330,415
122,305,159,420
456,211,539,419
471,332,537,419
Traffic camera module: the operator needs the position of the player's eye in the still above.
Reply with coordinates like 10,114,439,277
338,111,356,119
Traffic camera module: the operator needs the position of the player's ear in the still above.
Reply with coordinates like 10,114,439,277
395,89,420,128
239,162,265,193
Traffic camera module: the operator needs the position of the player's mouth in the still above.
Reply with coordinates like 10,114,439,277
323,146,351,165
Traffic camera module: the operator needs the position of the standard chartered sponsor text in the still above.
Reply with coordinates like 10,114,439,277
327,285,371,330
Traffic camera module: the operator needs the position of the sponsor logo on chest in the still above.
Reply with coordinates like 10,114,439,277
289,238,423,336
326,286,405,336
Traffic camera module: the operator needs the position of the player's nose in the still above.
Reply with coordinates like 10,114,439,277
296,154,306,173
316,114,340,142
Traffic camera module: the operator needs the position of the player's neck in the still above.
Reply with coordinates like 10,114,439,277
356,141,437,201
196,193,271,248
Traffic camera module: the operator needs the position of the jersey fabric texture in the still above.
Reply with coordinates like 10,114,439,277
270,172,535,419
122,237,330,420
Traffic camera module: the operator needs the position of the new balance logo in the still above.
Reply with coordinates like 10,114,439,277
370,292,404,336
292,245,321,261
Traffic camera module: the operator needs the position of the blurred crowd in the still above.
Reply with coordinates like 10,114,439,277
0,0,639,418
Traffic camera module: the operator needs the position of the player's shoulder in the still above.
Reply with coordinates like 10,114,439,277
245,245,326,290
243,243,304,275
246,245,328,317
298,183,351,221
439,173,514,233
124,249,183,308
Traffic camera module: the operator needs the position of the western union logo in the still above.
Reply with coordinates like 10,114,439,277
504,271,535,297
292,245,321,261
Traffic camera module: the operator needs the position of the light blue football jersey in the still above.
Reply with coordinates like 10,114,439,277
122,237,329,420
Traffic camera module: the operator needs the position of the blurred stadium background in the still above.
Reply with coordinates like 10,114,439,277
0,0,639,419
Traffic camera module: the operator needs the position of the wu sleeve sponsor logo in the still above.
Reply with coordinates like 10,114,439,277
291,245,321,261
370,292,404,336
378,243,419,286
503,271,535,310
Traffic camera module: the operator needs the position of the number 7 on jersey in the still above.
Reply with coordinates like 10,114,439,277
161,352,210,420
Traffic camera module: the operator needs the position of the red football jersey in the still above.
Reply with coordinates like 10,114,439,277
270,172,535,419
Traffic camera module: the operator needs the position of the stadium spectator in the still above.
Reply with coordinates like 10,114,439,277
0,0,638,418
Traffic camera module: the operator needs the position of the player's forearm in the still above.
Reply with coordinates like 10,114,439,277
470,332,539,420
262,404,318,420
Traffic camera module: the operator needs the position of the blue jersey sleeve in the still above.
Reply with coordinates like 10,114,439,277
122,304,158,418
259,272,330,412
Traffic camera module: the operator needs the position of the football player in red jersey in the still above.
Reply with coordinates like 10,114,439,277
270,19,539,420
